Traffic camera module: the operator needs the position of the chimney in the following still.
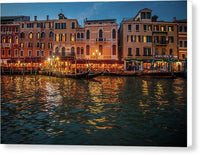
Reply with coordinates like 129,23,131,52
173,17,176,22
34,16,37,21
47,15,49,21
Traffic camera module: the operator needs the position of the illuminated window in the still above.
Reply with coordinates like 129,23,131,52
161,26,165,32
143,36,147,43
136,36,140,42
71,33,75,41
20,43,24,48
9,37,12,43
56,34,59,42
62,34,65,41
154,25,159,31
3,37,6,43
37,32,40,39
41,43,45,49
29,32,33,39
168,26,173,31
15,37,18,44
127,35,131,42
148,25,152,31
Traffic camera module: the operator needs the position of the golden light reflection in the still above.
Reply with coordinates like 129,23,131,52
142,80,149,96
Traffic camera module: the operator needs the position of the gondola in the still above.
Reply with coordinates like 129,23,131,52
104,72,137,76
64,70,90,79
86,71,104,79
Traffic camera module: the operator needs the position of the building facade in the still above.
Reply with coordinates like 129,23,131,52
0,9,187,72
84,19,118,60
119,8,179,71
1,24,20,62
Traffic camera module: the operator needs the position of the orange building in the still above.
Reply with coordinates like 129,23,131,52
119,8,180,72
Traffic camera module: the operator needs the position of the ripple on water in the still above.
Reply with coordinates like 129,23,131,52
1,75,187,146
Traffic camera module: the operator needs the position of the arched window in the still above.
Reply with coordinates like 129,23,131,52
170,49,173,55
15,37,18,44
8,37,12,44
77,47,80,55
37,32,40,39
112,29,116,39
86,30,90,39
55,47,59,55
62,47,65,56
81,47,84,55
41,32,45,38
20,32,25,38
112,45,116,55
29,32,33,39
49,31,54,38
99,29,103,38
77,33,80,38
86,45,90,55
20,42,24,48
37,42,40,47
2,37,6,43
71,47,75,56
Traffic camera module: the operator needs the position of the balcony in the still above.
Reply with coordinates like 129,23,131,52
154,41,168,46
76,38,85,42
96,38,106,42
0,43,12,47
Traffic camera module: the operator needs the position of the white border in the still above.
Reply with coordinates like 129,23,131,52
187,0,192,147
0,0,194,154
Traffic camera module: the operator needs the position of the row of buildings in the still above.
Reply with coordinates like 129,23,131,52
0,8,187,72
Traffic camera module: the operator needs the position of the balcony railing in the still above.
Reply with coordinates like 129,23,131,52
154,41,168,46
76,38,85,42
96,38,106,42
0,43,12,47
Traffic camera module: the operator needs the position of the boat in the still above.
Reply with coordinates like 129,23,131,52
64,70,90,79
104,71,137,76
137,71,176,78
87,71,104,79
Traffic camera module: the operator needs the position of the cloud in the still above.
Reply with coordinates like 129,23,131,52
77,2,104,25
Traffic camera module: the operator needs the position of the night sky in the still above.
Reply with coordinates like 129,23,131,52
1,1,187,26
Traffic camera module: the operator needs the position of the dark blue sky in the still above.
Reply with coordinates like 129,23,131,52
1,1,187,26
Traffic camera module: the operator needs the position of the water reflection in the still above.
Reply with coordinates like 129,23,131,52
1,75,187,146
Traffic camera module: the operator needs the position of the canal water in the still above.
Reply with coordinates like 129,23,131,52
1,75,187,146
